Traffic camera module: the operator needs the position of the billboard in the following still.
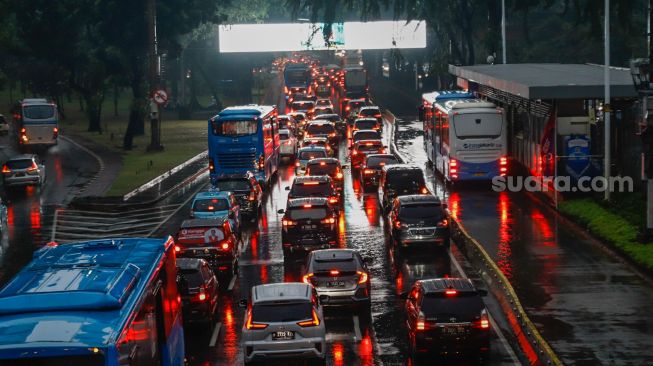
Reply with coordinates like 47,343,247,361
219,21,426,53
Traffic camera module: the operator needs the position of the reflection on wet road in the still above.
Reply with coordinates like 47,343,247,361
395,118,653,365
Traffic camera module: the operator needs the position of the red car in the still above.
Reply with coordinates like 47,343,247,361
350,139,386,168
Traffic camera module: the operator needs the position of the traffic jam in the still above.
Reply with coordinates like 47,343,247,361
0,55,521,366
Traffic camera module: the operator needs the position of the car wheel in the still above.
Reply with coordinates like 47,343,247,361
309,357,326,366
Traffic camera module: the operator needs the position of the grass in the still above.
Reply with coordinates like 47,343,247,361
558,198,653,271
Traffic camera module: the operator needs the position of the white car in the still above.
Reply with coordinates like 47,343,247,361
240,283,326,365
2,154,46,187
279,128,298,160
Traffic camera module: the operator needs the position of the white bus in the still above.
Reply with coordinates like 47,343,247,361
13,99,59,147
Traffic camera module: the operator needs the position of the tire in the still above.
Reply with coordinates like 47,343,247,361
309,357,326,366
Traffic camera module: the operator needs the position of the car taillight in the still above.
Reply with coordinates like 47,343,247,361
297,308,320,327
197,288,207,302
220,240,231,250
420,187,429,194
357,271,368,284
345,106,350,111
1,165,10,173
352,149,358,156
282,219,296,226
209,158,215,173
321,217,336,224
335,172,343,179
475,310,490,330
302,273,315,284
437,218,449,228
394,220,406,229
416,313,427,331
363,169,374,175
284,86,289,94
246,310,269,330
328,133,336,137
295,161,301,167
248,190,257,201
328,196,338,204
53,127,59,138
174,245,182,252
27,162,38,172
20,127,26,134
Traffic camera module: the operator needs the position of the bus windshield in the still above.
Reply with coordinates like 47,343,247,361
213,120,258,137
454,113,502,139
23,105,55,120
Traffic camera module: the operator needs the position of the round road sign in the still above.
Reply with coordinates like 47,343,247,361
153,89,168,105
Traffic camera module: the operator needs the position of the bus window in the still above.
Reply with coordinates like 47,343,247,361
213,120,258,136
23,105,55,120
453,114,502,139
441,115,449,148
118,292,160,366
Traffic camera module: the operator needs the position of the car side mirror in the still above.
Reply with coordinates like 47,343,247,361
477,289,488,297
277,209,285,214
285,186,290,191
238,299,248,308
399,292,409,300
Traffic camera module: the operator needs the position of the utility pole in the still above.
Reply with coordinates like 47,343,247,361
147,0,163,151
603,0,611,200
647,0,653,236
501,0,507,64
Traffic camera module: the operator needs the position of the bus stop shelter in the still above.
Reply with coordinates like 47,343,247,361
449,63,639,193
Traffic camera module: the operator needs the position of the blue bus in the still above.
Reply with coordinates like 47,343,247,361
283,63,311,96
420,91,474,165
0,237,184,366
421,95,508,182
208,105,280,188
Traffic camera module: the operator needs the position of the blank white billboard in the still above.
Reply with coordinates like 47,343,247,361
219,21,426,53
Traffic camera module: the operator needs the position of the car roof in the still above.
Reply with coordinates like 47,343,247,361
293,175,332,183
397,194,441,205
287,197,329,208
382,164,422,172
176,257,206,270
418,278,477,294
180,218,228,228
304,136,328,141
306,158,339,165
194,190,232,200
252,283,312,303
6,154,36,161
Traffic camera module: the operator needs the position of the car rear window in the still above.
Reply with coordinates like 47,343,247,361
355,120,378,130
420,294,484,320
299,150,327,160
288,207,327,220
313,257,358,273
214,179,250,192
353,131,381,141
252,302,313,322
306,162,338,176
350,101,366,109
367,156,399,168
291,182,332,197
360,109,380,117
177,269,204,294
193,198,229,211
5,159,34,170
292,102,314,110
357,143,383,152
306,124,335,135
386,170,425,189
399,204,446,220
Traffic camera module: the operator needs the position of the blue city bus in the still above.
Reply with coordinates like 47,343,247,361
424,97,508,182
283,63,311,96
420,90,474,165
0,237,184,366
208,105,280,188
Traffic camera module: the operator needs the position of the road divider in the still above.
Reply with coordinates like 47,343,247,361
384,108,562,366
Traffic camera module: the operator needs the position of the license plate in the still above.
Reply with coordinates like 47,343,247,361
327,281,345,287
411,229,434,236
302,225,317,230
473,172,486,176
442,326,466,335
15,173,25,177
272,331,295,340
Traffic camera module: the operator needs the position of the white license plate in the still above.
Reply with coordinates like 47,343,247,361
302,225,317,230
442,326,466,335
272,331,295,340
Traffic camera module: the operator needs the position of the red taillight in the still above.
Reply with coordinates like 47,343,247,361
328,196,338,204
445,289,457,296
335,172,343,179
295,161,301,167
357,271,368,284
416,314,426,331
450,159,458,174
248,190,257,201
246,310,269,330
346,106,350,111
363,169,374,175
53,127,59,138
450,159,457,167
475,310,490,330
352,150,358,156
27,162,38,172
209,158,215,173
437,219,449,228
1,165,10,174
302,273,315,284
297,308,320,327
220,241,231,250
394,220,404,229
420,187,429,194
500,156,507,165
197,288,207,302
174,245,181,252
20,127,26,134
282,219,296,226
321,217,336,224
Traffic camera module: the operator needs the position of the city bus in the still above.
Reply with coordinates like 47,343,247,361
283,63,311,97
0,237,184,366
12,98,59,147
208,105,280,188
425,97,508,182
420,90,474,165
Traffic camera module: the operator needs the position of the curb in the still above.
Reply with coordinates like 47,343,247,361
123,150,208,201
386,109,562,366
60,135,106,198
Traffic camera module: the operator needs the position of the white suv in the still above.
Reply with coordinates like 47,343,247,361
240,283,326,365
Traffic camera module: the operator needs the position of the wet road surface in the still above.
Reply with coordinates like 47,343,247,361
393,118,653,366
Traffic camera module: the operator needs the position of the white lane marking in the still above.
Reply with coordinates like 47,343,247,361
208,322,222,347
146,183,207,237
352,315,362,342
227,275,237,291
448,251,520,364
51,209,60,242
326,333,355,342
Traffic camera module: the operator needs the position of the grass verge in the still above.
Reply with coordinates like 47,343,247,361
558,198,653,271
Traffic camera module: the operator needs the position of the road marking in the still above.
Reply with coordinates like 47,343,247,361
448,251,520,364
146,183,207,237
51,209,60,242
208,322,222,347
352,315,362,342
227,275,237,291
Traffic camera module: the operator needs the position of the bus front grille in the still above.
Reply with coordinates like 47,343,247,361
216,152,257,168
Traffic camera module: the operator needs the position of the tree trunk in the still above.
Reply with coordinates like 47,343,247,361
114,83,119,117
123,70,147,149
85,91,104,133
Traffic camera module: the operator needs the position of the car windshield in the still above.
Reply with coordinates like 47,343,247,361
399,204,446,220
212,120,257,137
252,302,313,323
387,171,425,190
288,207,327,220
355,120,378,130
420,295,484,320
177,269,204,294
354,131,381,141
214,179,250,192
23,105,55,120
357,143,383,152
6,159,34,170
307,162,338,176
291,182,332,196
306,124,335,135
367,156,399,168
193,198,229,211
299,150,327,160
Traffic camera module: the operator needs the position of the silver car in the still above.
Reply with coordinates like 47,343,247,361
295,146,328,175
2,154,46,187
240,282,326,365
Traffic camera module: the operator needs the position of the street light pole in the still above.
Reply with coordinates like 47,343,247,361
147,0,163,151
501,0,507,64
604,0,611,200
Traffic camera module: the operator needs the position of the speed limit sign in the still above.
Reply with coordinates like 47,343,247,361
152,89,168,105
